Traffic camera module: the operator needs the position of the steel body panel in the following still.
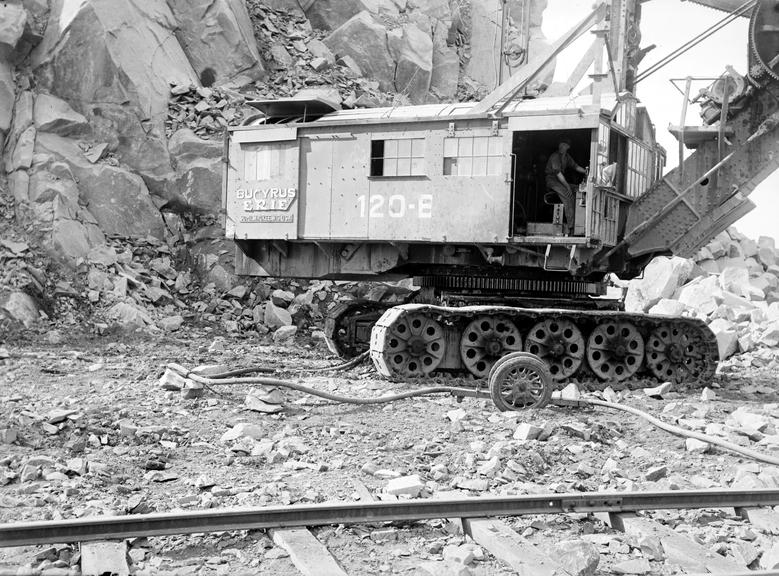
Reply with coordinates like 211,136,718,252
507,111,601,131
296,121,512,243
227,126,300,240
299,137,333,238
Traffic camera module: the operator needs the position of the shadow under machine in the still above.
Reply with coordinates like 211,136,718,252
223,0,779,389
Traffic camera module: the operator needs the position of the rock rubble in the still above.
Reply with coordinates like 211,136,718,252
625,227,779,360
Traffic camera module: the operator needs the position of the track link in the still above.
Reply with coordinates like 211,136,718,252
370,304,719,385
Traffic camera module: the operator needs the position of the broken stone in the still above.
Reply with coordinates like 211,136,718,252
442,544,475,566
685,438,709,453
0,428,17,444
513,422,542,441
265,301,293,328
273,325,298,345
555,539,600,576
245,389,284,414
612,558,651,575
560,382,581,401
644,466,667,481
701,387,716,401
220,423,264,443
385,474,424,497
708,318,738,360
643,381,672,398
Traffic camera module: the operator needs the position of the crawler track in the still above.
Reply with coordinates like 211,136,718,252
370,304,719,384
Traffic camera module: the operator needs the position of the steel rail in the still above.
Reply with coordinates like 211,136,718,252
3,489,779,547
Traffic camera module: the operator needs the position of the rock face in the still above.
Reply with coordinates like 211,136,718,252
35,133,166,239
389,24,434,103
325,12,395,93
32,0,198,189
466,0,553,90
167,128,223,214
305,0,378,31
166,0,265,88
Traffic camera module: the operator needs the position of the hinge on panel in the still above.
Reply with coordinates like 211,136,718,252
491,120,499,136
448,122,455,137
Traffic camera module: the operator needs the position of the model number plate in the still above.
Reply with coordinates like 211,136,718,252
356,194,432,219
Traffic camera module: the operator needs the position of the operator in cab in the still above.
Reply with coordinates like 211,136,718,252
545,139,587,236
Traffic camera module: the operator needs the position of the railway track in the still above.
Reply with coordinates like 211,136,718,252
5,489,779,575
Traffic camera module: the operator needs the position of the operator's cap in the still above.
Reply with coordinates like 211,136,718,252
560,138,572,146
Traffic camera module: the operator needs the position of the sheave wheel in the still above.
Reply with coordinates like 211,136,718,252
489,353,553,412
587,321,644,381
524,318,585,380
383,312,445,378
459,315,523,378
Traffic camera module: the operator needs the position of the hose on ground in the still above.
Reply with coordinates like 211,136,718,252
167,362,471,405
203,351,371,379
168,362,779,466
579,397,779,467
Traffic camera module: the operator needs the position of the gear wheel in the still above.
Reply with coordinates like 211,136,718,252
750,0,779,81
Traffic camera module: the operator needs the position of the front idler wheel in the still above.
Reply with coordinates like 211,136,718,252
383,312,445,378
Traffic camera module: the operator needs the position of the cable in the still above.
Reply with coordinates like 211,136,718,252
200,351,371,380
579,397,779,467
296,351,371,373
634,0,755,85
167,363,476,405
168,362,779,466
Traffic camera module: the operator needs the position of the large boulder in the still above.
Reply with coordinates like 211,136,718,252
35,133,166,239
324,11,394,92
430,44,459,99
465,0,502,88
720,266,750,296
166,0,265,88
33,0,196,124
708,318,738,360
388,24,433,103
33,93,90,137
625,256,694,313
0,290,39,328
0,58,13,143
0,3,27,51
676,275,720,317
167,128,223,214
24,165,106,264
32,0,200,192
305,0,379,31
3,90,34,171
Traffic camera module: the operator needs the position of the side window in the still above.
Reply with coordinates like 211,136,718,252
370,138,425,177
443,136,503,176
626,140,654,197
243,142,287,180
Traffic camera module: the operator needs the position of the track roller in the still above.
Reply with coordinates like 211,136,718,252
524,318,585,380
460,315,523,378
646,323,710,384
488,352,553,411
587,321,644,381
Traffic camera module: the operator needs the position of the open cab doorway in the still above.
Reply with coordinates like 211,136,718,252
510,129,592,239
